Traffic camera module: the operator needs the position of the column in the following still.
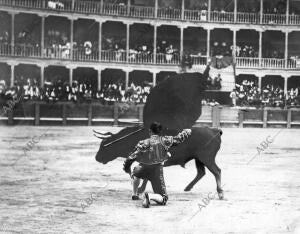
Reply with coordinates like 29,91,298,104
72,0,75,10
206,28,210,58
258,75,262,92
125,70,129,89
181,0,185,20
98,20,102,60
97,68,102,91
126,23,130,62
100,0,104,13
152,71,157,86
234,0,237,22
208,0,211,21
153,24,157,63
10,64,15,87
259,30,262,67
154,0,158,18
40,65,45,88
127,0,131,15
260,0,263,24
285,31,289,68
11,13,15,54
233,29,237,59
286,0,289,24
180,26,184,58
284,76,288,96
70,18,74,59
41,16,45,57
69,66,73,84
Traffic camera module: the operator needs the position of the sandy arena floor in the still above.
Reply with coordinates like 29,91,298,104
0,126,300,234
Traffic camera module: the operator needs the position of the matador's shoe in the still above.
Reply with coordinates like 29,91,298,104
142,192,150,208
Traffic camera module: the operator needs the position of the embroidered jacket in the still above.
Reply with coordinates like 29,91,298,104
128,129,191,165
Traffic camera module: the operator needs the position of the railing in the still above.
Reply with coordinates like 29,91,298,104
289,14,300,25
236,12,259,24
261,58,286,69
156,53,180,65
73,48,99,61
1,0,300,25
236,57,260,68
190,55,207,66
44,46,71,60
262,13,286,25
101,50,127,63
287,59,298,69
157,7,181,20
102,2,128,16
129,5,155,18
74,0,101,14
128,53,154,64
184,9,208,21
210,11,234,23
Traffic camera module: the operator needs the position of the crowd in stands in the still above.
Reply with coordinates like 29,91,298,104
0,77,152,106
207,74,222,90
212,41,232,57
236,44,258,57
230,79,300,107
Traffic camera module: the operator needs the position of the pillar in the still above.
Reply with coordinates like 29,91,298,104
97,68,102,91
98,20,102,59
100,0,104,13
181,0,185,20
41,16,45,57
286,0,289,24
152,71,157,86
208,0,211,21
180,26,184,58
233,29,237,58
10,64,15,87
259,30,262,66
126,23,130,62
207,29,210,58
285,31,289,68
154,0,158,18
40,65,45,88
125,70,129,89
127,0,131,15
70,18,74,59
71,0,75,10
234,0,237,22
69,67,73,84
153,24,157,63
258,75,262,92
284,76,288,96
11,13,15,54
260,0,263,24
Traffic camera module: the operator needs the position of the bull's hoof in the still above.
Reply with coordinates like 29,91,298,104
218,192,224,200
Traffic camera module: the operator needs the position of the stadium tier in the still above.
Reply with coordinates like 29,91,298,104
0,0,300,106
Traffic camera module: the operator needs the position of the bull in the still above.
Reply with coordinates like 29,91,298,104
94,126,224,199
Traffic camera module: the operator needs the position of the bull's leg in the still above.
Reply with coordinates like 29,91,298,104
184,159,205,192
205,162,224,200
138,179,148,194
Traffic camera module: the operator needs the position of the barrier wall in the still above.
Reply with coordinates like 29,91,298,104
1,102,300,128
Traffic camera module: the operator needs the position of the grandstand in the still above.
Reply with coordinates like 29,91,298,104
0,0,300,125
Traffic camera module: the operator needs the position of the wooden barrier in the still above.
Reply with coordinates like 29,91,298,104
2,102,300,128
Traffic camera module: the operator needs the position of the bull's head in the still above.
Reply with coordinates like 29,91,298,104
94,126,146,164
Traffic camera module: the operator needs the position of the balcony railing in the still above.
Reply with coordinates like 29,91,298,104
101,50,127,62
210,11,234,23
128,52,154,64
262,13,286,25
157,8,181,20
156,53,180,65
236,57,260,68
261,58,286,69
0,0,300,25
129,5,155,18
236,12,260,24
0,43,299,70
289,14,300,25
184,9,208,21
102,3,128,16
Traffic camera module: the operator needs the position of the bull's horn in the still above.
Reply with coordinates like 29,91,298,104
93,129,113,136
93,133,111,139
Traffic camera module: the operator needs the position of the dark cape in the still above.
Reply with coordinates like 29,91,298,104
143,66,210,132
